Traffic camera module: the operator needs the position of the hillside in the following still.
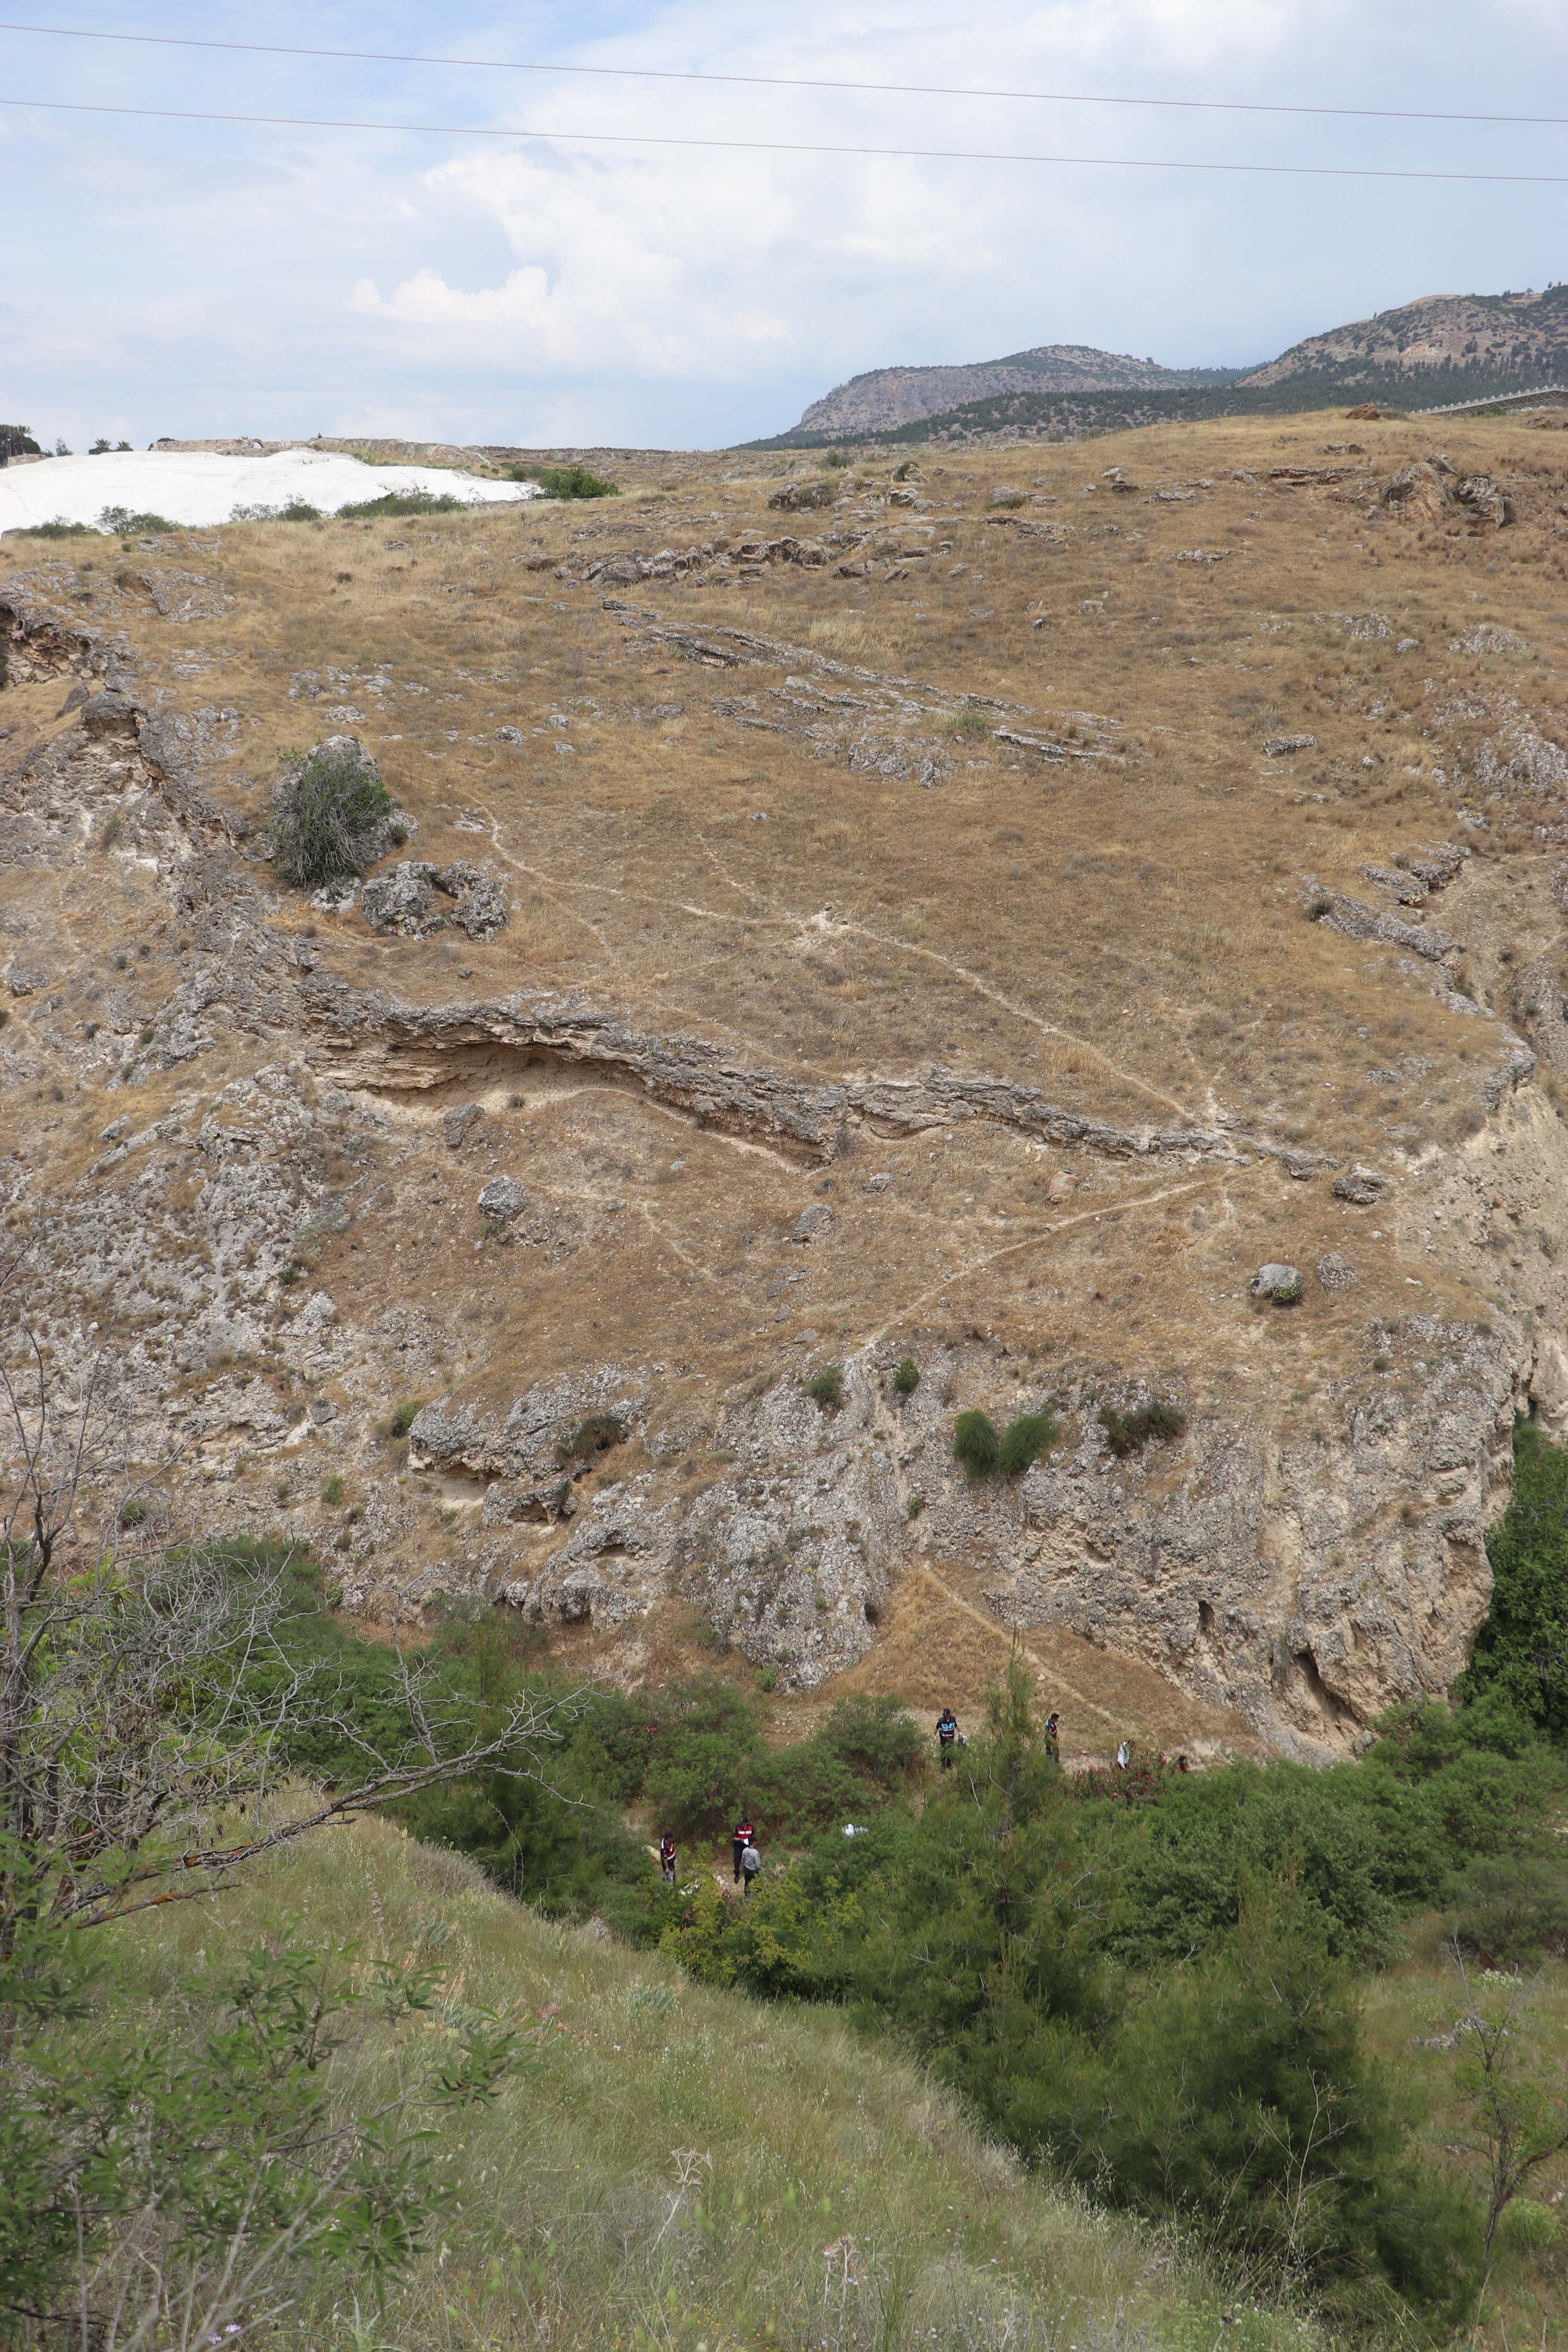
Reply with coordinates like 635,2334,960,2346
798,345,1243,436
761,285,1568,450
114,1811,1315,2352
5,403,1568,1766
1242,284,1568,396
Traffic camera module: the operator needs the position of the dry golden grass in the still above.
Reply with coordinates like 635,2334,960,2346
7,402,1568,1747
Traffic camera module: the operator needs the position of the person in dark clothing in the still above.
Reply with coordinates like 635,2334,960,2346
659,1833,677,1885
1044,1711,1060,1758
936,1708,959,1767
732,1819,755,1883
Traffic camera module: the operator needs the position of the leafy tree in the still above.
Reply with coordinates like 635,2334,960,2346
1443,1951,1568,2250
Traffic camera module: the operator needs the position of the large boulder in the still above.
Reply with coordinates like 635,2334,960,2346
1379,462,1452,523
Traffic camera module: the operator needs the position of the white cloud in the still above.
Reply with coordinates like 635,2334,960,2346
4,0,1567,443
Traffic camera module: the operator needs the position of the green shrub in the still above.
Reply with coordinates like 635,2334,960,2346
333,491,465,520
892,1356,920,1397
509,463,618,500
229,499,323,524
7,517,95,540
952,1409,1000,1477
821,449,850,470
98,505,177,534
998,1410,1058,1478
388,1397,424,1439
1461,1420,1568,1737
805,1365,844,1411
906,1493,924,1518
1099,1398,1187,1458
117,1495,148,1529
1450,1851,1568,1966
321,1473,343,1506
555,1411,626,1468
947,702,992,740
269,740,393,890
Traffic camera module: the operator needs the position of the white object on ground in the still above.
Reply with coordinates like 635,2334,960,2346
0,448,541,535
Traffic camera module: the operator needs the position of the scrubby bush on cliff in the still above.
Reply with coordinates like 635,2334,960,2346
270,738,394,889
1459,1417,1568,1738
952,1408,999,1475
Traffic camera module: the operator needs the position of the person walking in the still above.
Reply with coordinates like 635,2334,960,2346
936,1707,960,1768
732,1816,755,1884
659,1832,677,1885
741,1838,762,1896
1044,1711,1060,1758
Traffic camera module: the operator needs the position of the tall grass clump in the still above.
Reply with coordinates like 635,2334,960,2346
952,1409,999,1476
998,1410,1058,1477
270,740,394,891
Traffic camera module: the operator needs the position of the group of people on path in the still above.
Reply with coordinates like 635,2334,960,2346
653,1704,1186,1896
655,1820,762,1893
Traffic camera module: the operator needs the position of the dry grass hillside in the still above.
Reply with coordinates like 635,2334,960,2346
5,405,1568,1762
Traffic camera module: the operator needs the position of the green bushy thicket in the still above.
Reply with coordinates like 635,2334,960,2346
660,1663,1518,2333
1461,1417,1568,1735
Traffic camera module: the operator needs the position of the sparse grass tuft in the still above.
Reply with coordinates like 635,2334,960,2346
1099,1399,1189,1458
388,1397,424,1440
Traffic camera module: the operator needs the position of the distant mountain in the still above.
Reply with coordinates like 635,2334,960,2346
797,345,1242,436
751,286,1568,451
1238,285,1568,395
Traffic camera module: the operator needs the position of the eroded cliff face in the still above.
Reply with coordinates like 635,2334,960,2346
6,412,1568,1759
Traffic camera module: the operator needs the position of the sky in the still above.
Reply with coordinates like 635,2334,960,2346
4,0,1568,452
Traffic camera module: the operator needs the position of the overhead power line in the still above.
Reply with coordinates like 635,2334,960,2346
5,93,1568,183
0,17,1564,130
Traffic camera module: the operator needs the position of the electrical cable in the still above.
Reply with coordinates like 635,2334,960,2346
0,16,1563,131
4,91,1568,182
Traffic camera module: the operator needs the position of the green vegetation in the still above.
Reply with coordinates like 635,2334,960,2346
5,517,95,540
335,489,466,519
805,1364,845,1410
229,498,324,523
892,1354,920,1396
270,740,394,890
99,505,178,534
998,1409,1059,1477
100,1822,1310,2352
954,1407,1058,1478
1460,1418,1568,1735
820,448,850,469
947,700,993,740
1099,1397,1189,1456
508,461,618,500
554,1410,627,1468
952,1406,1000,1473
387,1396,424,1438
661,1663,1563,2337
